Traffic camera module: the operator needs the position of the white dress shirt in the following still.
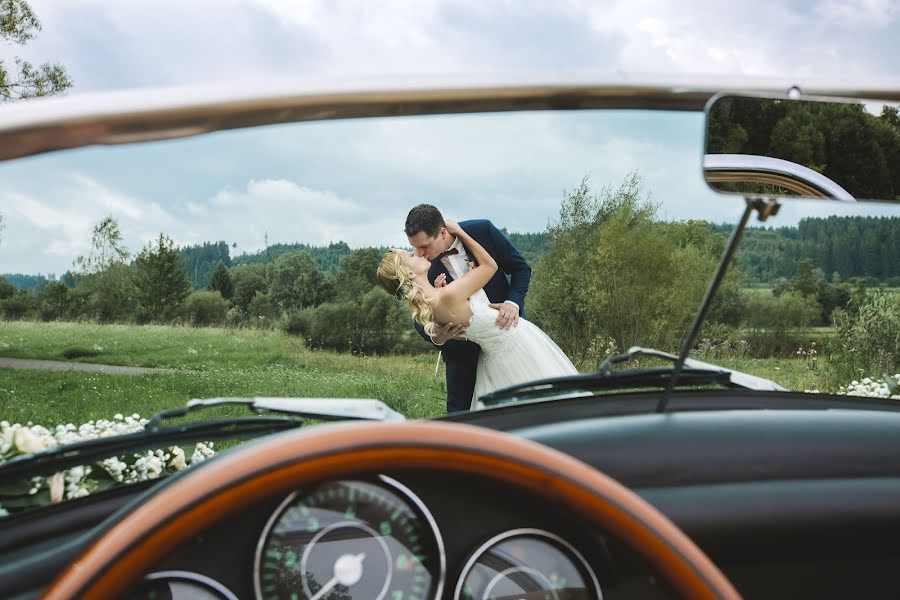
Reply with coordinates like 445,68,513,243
440,236,519,309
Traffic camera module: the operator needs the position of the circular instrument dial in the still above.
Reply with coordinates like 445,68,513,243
255,477,444,600
455,529,602,600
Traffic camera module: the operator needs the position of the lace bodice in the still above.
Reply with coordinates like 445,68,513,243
463,301,516,353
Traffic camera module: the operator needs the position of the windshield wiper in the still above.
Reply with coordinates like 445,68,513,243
601,347,786,391
0,397,404,480
478,346,784,407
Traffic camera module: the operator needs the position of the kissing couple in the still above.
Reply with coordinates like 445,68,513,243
378,204,577,413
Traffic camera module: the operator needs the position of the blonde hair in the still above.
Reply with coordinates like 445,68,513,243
377,250,438,337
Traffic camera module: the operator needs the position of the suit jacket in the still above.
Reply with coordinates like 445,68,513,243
414,219,531,412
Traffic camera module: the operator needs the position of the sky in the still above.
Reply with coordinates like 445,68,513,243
1,0,899,275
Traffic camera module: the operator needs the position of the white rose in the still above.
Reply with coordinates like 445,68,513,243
168,447,186,470
14,427,50,454
0,427,14,456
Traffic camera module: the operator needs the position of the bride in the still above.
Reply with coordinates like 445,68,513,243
377,220,577,407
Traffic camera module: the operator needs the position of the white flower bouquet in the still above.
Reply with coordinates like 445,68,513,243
0,414,215,516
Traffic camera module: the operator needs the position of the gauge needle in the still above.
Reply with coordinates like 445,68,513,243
309,553,366,600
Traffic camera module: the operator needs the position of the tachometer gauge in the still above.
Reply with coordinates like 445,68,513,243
455,529,602,600
254,476,445,600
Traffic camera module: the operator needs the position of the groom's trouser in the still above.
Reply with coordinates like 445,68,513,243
442,340,480,413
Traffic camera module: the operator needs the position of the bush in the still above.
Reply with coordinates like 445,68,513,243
248,291,278,328
224,306,248,328
743,291,822,357
1,292,32,320
281,309,311,336
530,174,721,363
831,290,900,382
286,288,432,355
37,281,70,321
182,291,229,327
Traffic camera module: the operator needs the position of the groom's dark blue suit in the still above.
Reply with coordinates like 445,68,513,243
415,219,531,413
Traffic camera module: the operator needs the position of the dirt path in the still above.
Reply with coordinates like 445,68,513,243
0,357,175,375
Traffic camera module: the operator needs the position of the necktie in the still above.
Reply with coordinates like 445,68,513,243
437,248,458,260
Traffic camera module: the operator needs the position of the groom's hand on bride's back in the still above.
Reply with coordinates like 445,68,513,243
489,302,519,330
431,321,468,345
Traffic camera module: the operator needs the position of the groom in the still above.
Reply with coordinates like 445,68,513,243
405,204,532,413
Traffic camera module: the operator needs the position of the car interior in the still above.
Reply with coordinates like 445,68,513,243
0,81,899,600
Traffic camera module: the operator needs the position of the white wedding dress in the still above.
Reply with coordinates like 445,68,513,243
464,300,578,408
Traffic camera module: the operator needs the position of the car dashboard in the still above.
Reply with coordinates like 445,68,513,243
4,390,900,600
131,469,670,600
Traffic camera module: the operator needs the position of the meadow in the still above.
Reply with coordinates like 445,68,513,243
0,320,839,429
0,321,447,425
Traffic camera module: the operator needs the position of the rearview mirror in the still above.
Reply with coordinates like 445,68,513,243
703,93,900,204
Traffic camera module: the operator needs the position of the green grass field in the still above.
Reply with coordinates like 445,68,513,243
0,321,447,425
0,320,850,429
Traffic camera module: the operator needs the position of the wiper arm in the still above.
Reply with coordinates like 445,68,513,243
479,367,733,407
478,346,784,407
0,397,404,480
147,397,405,429
601,347,786,392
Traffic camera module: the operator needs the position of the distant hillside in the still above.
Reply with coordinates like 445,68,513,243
8,216,898,290
230,241,355,274
1,273,54,290
711,216,900,284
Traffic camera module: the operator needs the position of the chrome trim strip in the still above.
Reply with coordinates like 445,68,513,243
2,79,898,162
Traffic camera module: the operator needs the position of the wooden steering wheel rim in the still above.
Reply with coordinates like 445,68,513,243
43,420,741,599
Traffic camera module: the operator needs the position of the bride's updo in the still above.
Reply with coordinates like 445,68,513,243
377,250,438,337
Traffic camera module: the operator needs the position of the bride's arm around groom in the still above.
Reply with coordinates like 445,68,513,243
402,204,531,412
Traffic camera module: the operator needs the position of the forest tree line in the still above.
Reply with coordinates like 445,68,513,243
5,215,898,292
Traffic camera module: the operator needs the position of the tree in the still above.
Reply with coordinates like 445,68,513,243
333,248,382,301
133,234,191,322
267,251,333,311
74,216,130,274
1,0,72,102
206,261,234,300
68,216,136,322
0,275,14,299
231,263,268,312
37,280,69,320
74,263,136,323
529,173,717,366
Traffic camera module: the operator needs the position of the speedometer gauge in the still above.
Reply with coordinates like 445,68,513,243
455,529,602,600
254,476,445,600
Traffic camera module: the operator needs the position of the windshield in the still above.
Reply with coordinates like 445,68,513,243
1,107,898,515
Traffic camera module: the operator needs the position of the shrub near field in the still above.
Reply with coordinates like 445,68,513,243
0,321,446,425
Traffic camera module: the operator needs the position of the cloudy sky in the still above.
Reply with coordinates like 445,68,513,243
1,0,899,275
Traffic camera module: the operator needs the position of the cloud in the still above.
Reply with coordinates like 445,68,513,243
13,0,900,95
0,174,180,273
3,0,900,275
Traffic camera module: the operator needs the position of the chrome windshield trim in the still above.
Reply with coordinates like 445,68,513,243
2,77,899,161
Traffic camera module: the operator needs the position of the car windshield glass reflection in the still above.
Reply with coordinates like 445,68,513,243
0,108,898,516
